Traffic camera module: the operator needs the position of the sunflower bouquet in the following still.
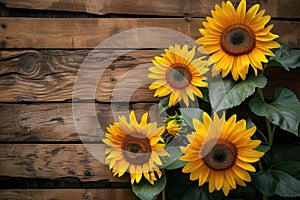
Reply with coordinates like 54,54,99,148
103,0,300,199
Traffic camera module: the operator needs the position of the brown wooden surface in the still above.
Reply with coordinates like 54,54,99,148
0,0,299,18
0,144,130,182
0,0,299,199
0,50,299,103
0,102,159,142
0,189,139,200
0,18,299,49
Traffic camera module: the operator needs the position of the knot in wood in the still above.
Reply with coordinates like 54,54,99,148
18,54,40,75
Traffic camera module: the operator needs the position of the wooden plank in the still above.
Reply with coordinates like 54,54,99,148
0,50,299,103
0,102,159,142
0,49,160,102
0,0,299,19
0,189,139,200
0,144,130,182
0,18,299,49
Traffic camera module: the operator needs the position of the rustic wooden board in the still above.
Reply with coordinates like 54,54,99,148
0,144,131,182
0,50,299,103
0,0,299,18
0,102,159,142
0,189,139,200
0,18,299,49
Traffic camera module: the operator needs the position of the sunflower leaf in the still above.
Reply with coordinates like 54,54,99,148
255,142,270,153
253,145,300,197
262,145,300,167
132,174,166,200
158,96,170,115
210,74,267,112
180,108,204,129
252,161,300,197
249,88,300,136
162,146,186,170
268,43,300,71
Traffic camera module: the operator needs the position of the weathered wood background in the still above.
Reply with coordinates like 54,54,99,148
0,0,299,199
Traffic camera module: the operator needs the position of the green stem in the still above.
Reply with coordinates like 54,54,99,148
265,118,273,146
258,160,264,171
263,194,268,200
257,88,274,145
162,187,166,200
257,129,269,143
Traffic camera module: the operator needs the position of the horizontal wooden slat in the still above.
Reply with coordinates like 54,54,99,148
0,189,138,200
0,18,299,49
0,50,299,103
0,144,130,182
0,49,159,102
0,102,159,142
0,0,299,19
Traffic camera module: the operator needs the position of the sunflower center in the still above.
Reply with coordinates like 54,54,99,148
202,139,237,171
220,23,256,56
121,135,152,165
166,65,192,89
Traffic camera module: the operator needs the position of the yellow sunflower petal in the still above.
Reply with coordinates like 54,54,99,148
181,112,264,196
196,0,279,81
236,0,246,22
222,181,231,196
232,165,251,182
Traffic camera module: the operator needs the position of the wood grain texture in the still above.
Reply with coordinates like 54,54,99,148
0,0,299,18
0,18,299,49
0,49,160,102
0,50,299,103
0,189,139,200
0,102,159,142
0,144,131,182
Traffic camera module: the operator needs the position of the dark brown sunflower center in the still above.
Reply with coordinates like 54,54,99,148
201,139,237,171
166,65,192,89
220,23,256,56
121,135,152,165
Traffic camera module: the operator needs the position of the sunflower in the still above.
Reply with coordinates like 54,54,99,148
166,120,181,136
103,111,169,185
148,44,209,107
180,112,264,196
197,0,280,80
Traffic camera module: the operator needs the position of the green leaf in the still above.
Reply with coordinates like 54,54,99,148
180,108,204,129
268,43,300,71
246,118,256,129
162,146,186,170
158,96,170,115
253,164,300,197
256,142,270,153
253,145,300,197
263,145,300,166
272,161,300,180
249,88,300,136
209,75,267,112
132,174,166,200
